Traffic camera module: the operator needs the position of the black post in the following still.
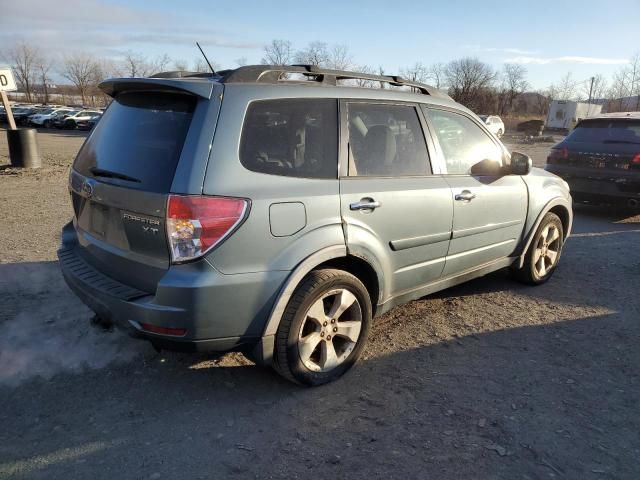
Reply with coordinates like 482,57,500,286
7,128,42,168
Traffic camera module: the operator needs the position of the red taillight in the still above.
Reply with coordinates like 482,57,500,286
632,153,640,165
140,323,187,337
166,195,248,263
547,147,569,164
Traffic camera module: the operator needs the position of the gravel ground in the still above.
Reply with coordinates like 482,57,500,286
1,128,639,479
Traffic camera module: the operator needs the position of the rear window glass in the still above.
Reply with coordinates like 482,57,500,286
74,92,196,193
240,99,338,179
567,119,640,144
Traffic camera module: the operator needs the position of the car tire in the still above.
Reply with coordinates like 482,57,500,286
497,129,503,138
273,269,372,386
512,212,564,285
43,120,51,128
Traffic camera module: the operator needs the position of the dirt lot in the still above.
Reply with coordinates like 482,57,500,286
1,128,639,479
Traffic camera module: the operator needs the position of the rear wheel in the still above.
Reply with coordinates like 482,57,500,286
512,212,564,285
497,128,503,138
274,269,372,386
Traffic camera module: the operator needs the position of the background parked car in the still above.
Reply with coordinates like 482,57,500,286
478,115,505,137
52,111,79,129
11,107,39,126
75,113,102,131
545,112,640,207
29,108,76,128
59,110,102,129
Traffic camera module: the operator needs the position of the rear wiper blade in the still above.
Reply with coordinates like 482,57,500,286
602,139,640,145
89,167,141,183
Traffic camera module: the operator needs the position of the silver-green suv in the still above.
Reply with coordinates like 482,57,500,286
58,65,572,385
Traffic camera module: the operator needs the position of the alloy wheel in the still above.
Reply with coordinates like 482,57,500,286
534,223,561,277
297,288,363,372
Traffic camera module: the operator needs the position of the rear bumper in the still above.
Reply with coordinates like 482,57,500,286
545,164,640,200
58,223,288,352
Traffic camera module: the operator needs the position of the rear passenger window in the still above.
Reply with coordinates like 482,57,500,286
240,99,337,178
347,103,430,176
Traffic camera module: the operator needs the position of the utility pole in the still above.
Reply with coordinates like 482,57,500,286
587,76,595,117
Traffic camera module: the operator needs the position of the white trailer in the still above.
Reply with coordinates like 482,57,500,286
546,100,602,130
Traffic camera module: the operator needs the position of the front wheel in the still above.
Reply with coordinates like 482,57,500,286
274,269,372,386
512,212,564,285
43,120,51,128
497,129,503,138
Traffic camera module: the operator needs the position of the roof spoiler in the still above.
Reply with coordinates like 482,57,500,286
99,77,214,99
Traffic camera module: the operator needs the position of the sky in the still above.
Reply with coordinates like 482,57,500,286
2,0,639,89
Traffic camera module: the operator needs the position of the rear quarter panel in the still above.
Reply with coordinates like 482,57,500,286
201,85,344,274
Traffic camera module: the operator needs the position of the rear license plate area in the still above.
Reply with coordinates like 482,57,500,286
89,202,108,237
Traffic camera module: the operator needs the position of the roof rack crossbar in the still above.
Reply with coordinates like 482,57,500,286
219,65,449,98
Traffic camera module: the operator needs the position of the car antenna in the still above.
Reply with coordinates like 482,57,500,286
196,42,216,75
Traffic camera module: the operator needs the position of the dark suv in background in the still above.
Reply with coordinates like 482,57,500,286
545,112,640,207
58,65,572,385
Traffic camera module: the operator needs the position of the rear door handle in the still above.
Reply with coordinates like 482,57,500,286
455,190,476,201
350,199,381,211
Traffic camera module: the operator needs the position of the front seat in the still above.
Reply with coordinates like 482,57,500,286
360,125,396,176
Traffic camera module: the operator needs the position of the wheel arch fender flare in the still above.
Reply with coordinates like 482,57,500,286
516,197,573,269
253,245,382,365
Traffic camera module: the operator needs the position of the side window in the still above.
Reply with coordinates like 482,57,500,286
240,99,337,179
426,108,502,175
347,103,430,177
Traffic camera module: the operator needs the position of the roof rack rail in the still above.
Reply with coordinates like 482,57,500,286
219,65,450,99
149,71,216,79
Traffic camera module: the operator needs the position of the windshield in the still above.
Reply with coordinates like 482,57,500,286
74,92,196,193
567,119,640,143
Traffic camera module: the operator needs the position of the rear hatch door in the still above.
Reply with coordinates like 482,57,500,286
70,83,219,292
561,118,640,173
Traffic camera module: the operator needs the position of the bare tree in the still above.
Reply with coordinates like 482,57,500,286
235,57,248,67
261,39,293,65
347,65,377,88
327,44,353,70
400,62,429,82
295,41,330,66
444,57,496,111
121,51,148,77
427,63,445,89
192,58,208,73
120,51,171,77
61,53,100,105
5,42,40,102
172,59,189,71
554,72,578,101
627,53,640,110
192,58,220,73
497,64,529,114
607,69,631,112
35,56,53,104
152,54,171,74
581,74,607,103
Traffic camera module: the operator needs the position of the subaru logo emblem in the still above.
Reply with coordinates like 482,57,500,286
81,180,94,198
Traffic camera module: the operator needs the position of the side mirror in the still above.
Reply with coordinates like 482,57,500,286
510,151,532,175
470,158,504,176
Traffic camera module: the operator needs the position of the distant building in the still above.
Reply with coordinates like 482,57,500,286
546,100,602,130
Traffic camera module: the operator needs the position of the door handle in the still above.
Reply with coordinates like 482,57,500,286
455,190,476,201
350,199,381,211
